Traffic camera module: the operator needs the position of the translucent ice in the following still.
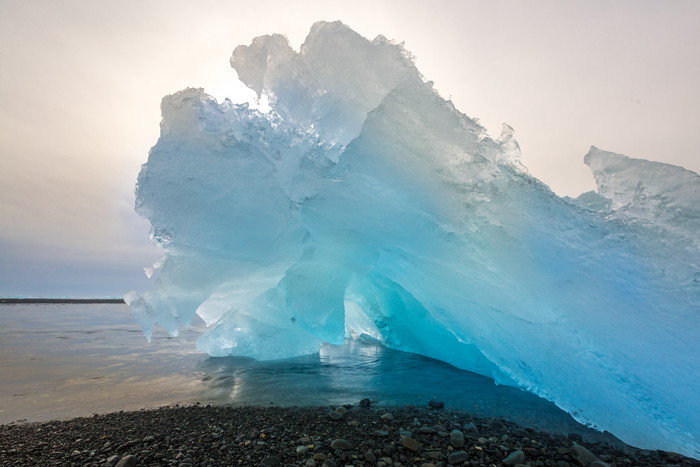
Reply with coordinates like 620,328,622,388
127,22,700,457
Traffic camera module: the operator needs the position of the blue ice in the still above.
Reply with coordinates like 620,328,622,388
127,21,700,457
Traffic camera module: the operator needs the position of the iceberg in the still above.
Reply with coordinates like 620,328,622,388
127,21,700,457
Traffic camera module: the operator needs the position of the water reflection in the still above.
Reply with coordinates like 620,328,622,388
192,340,596,438
0,303,614,443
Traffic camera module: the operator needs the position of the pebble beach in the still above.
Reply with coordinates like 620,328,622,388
1,403,698,467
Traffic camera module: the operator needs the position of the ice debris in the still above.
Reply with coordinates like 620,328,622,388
127,21,700,457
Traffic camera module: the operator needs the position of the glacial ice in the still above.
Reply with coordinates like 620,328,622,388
127,21,700,457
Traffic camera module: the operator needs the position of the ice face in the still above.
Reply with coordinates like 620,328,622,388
127,21,700,458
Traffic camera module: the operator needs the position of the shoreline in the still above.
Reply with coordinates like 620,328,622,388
0,298,125,304
1,404,697,466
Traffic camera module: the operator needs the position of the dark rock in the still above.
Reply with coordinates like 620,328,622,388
321,460,337,467
330,439,353,451
463,422,478,434
448,450,468,464
589,462,611,467
449,429,465,448
571,442,599,466
260,455,281,466
523,446,539,456
115,455,138,467
428,400,444,409
513,428,529,438
327,411,343,421
502,450,525,465
401,436,420,452
568,433,583,442
359,398,371,407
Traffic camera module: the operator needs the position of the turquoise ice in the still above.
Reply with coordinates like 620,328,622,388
127,22,700,457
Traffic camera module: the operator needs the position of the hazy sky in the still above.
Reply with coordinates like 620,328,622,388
1,0,698,297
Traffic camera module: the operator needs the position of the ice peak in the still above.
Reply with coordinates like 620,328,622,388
230,20,420,145
583,146,700,246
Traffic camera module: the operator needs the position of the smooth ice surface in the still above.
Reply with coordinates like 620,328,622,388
128,22,700,457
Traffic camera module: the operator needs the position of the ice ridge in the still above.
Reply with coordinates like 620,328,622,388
127,21,700,458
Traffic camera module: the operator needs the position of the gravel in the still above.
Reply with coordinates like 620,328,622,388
1,403,698,466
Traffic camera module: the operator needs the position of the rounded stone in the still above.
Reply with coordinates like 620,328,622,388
463,422,478,434
449,429,465,448
401,436,420,453
571,443,599,466
115,455,138,467
502,450,525,465
428,400,444,409
447,451,468,464
327,411,344,421
260,456,281,466
330,439,353,451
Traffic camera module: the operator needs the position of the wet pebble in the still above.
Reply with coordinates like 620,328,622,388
428,400,444,409
502,449,525,465
114,454,138,467
259,455,280,466
327,411,343,421
447,450,468,464
329,438,353,450
449,429,465,447
401,436,420,452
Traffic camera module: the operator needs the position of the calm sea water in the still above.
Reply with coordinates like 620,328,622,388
0,303,613,441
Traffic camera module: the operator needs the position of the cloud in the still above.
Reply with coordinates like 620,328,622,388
1,0,699,296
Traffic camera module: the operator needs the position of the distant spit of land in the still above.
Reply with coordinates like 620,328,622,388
0,298,124,304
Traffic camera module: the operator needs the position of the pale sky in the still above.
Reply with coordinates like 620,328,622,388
1,0,698,297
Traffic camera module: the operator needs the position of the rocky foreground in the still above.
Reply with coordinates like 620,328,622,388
1,403,698,467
